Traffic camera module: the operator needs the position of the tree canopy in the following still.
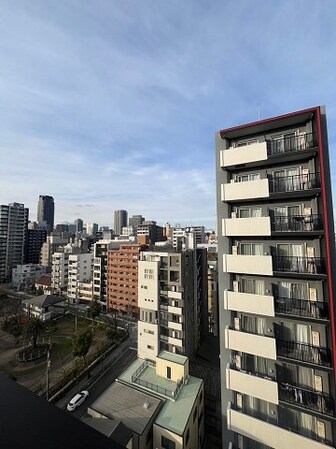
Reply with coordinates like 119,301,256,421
86,301,101,319
73,330,93,365
23,318,45,348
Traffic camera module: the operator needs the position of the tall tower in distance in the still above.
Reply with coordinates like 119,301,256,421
114,209,128,236
216,106,336,449
37,195,54,233
0,202,29,282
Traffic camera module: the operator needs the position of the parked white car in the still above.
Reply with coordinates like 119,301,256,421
66,390,89,412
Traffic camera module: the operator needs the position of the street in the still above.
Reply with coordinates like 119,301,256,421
54,322,138,420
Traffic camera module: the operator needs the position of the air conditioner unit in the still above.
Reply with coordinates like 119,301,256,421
231,212,237,219
232,245,238,255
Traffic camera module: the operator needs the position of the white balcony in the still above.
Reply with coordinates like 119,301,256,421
224,291,275,317
225,328,276,360
168,336,183,347
221,179,269,202
220,141,268,168
222,216,271,237
226,366,278,404
227,403,332,449
223,254,273,276
168,305,182,315
167,321,183,331
167,291,182,299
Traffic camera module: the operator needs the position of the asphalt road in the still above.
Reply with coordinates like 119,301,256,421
55,323,138,419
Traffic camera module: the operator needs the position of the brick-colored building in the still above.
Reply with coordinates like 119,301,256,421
107,244,147,317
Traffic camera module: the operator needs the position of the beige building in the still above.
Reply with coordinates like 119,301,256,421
88,351,204,449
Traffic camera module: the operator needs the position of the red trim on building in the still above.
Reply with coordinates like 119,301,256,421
219,106,318,135
316,106,336,378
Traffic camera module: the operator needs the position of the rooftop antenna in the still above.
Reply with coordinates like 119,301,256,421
257,104,261,121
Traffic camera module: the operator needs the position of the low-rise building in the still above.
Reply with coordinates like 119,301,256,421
35,274,52,295
12,264,46,289
88,351,204,449
22,294,67,321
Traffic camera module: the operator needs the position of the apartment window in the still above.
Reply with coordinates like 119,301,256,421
237,207,262,218
233,138,258,147
144,329,155,335
240,243,263,255
161,436,175,449
240,278,264,295
236,173,260,182
147,345,154,350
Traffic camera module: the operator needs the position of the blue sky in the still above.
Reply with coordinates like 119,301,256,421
1,1,336,229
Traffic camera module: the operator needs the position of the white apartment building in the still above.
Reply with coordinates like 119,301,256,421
137,248,208,362
12,264,46,288
40,235,69,269
67,253,93,304
172,226,206,250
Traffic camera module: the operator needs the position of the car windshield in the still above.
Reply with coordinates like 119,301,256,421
70,394,82,404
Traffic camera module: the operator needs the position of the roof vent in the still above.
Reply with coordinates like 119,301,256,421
143,402,150,409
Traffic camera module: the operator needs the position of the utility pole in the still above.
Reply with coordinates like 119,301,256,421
45,350,51,401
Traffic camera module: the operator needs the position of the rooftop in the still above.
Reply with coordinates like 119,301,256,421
158,350,188,365
88,380,162,436
118,358,203,436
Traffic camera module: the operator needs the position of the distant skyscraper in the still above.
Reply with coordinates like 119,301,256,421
74,218,83,233
0,202,29,282
114,210,128,236
129,214,144,228
37,195,54,233
86,223,98,236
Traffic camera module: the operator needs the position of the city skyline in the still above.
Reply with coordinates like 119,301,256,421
1,2,336,229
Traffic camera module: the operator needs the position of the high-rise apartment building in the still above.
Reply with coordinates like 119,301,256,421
216,107,336,449
0,203,29,282
137,247,208,361
37,195,54,233
24,228,47,264
107,244,146,317
114,209,128,236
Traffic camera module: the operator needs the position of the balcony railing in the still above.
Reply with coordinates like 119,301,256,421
279,382,335,417
272,256,326,275
276,339,332,367
269,173,321,194
231,402,334,446
274,296,329,320
266,132,318,156
271,214,323,232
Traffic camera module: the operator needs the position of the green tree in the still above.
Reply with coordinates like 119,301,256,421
86,301,101,319
23,318,45,348
106,326,117,342
73,330,93,366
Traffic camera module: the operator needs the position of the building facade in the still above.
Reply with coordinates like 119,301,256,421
40,235,69,270
114,209,128,236
24,228,47,264
0,202,28,283
137,247,208,362
107,244,146,317
137,220,164,245
67,253,93,303
37,195,54,233
12,264,46,289
216,107,336,449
